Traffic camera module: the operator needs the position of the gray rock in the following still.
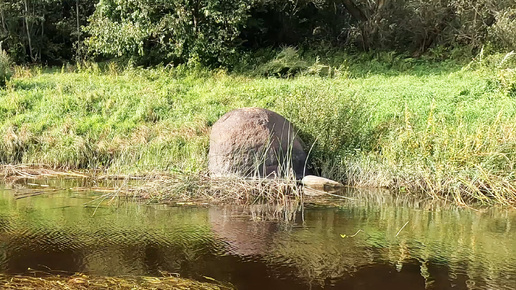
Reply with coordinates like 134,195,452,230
208,107,309,178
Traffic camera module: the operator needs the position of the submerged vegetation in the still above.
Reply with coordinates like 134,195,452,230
0,49,516,205
0,273,231,290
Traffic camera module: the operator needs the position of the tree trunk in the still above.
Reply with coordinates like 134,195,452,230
23,0,36,62
0,1,7,34
341,0,367,22
76,0,81,57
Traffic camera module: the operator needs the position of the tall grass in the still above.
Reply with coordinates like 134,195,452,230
1,51,516,205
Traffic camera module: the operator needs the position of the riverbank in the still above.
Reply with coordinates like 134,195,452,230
1,51,516,206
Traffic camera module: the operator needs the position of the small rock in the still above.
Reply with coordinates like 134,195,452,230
302,175,344,191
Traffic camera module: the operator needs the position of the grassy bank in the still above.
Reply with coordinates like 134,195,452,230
1,51,516,205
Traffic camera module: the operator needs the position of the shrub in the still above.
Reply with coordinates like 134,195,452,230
0,50,12,86
489,8,516,51
257,47,308,77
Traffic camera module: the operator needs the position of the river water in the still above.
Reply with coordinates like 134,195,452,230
0,178,515,289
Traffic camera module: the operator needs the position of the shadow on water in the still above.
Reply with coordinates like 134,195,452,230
0,181,514,289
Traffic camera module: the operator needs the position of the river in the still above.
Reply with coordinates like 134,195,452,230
0,178,514,289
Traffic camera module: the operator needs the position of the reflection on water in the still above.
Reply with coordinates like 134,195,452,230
0,180,515,289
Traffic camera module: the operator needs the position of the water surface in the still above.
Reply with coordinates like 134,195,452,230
0,179,515,289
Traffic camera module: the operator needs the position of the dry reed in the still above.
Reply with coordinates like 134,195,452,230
0,273,232,290
0,165,304,205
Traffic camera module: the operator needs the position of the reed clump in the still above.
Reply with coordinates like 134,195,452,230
133,174,302,205
0,164,89,180
0,165,303,205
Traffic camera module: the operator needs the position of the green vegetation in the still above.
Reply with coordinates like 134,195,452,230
0,50,516,205
80,0,516,66
84,0,251,66
0,0,96,63
2,0,516,66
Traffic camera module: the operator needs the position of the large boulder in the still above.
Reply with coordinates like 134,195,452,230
208,107,309,178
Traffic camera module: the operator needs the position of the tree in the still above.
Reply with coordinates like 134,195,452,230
0,0,96,63
84,0,253,66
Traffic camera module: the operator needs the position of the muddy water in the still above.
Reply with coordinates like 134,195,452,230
0,179,515,290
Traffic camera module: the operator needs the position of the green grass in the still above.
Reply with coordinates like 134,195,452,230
1,51,516,205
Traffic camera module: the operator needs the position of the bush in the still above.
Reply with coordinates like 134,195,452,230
257,47,308,77
0,50,13,86
490,8,516,51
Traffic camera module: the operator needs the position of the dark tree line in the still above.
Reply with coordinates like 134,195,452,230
0,0,515,65
0,0,96,63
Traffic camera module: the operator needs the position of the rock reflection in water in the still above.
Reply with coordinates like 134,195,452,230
208,202,301,257
209,207,278,257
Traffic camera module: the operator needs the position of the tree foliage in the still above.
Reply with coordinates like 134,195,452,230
0,0,515,65
0,0,96,63
244,0,516,54
342,0,516,53
84,0,252,66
